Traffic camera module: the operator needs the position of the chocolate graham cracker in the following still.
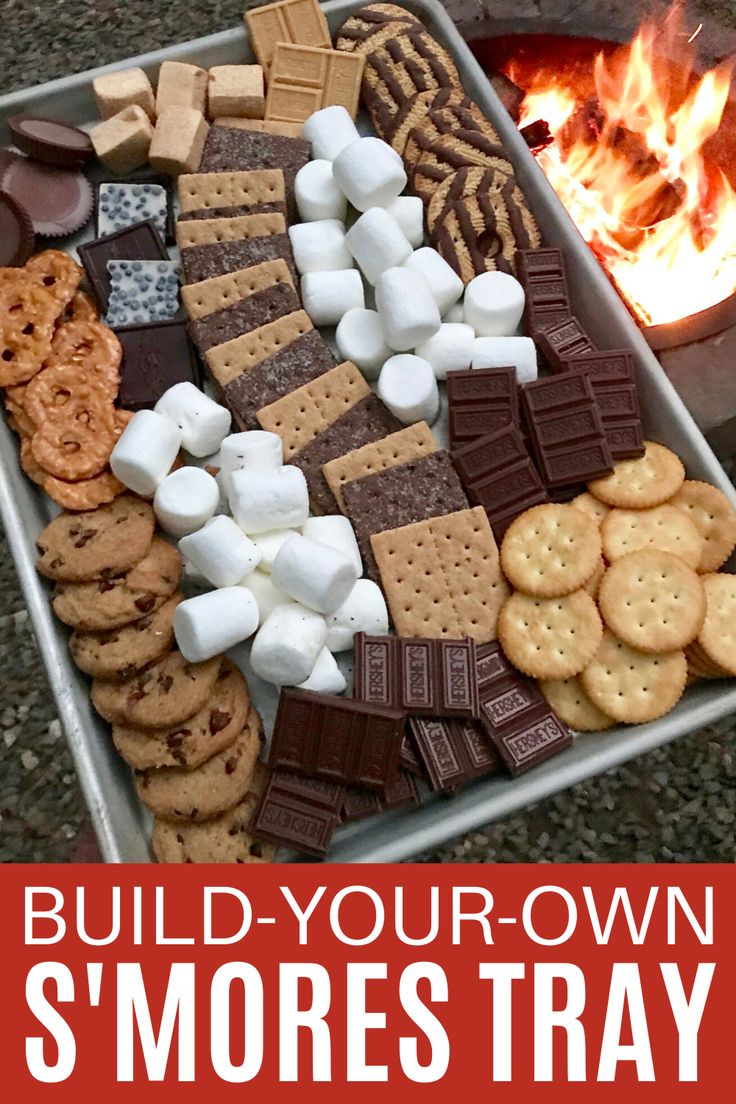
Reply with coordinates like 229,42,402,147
290,394,402,514
178,168,286,213
256,360,370,459
342,451,469,582
323,421,438,512
181,259,295,320
180,235,297,286
176,211,286,250
198,128,310,217
189,281,301,354
223,329,337,429
371,506,510,641
179,200,288,222
206,310,313,386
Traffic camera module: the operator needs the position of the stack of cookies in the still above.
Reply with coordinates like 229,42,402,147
34,496,274,865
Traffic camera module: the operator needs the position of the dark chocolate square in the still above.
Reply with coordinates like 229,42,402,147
180,235,297,285
116,319,199,410
189,281,301,354
77,218,168,312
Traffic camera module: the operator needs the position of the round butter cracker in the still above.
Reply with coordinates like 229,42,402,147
601,504,704,568
498,588,603,679
598,549,705,653
669,480,736,573
588,441,684,508
539,675,615,732
500,503,602,598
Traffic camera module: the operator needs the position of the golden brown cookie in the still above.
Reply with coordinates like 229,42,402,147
36,495,155,581
92,652,222,729
69,593,182,681
539,675,615,732
696,573,736,676
336,4,421,55
498,589,603,679
669,480,736,573
598,550,705,653
386,87,468,157
588,441,685,508
601,505,704,568
581,629,687,724
500,503,602,598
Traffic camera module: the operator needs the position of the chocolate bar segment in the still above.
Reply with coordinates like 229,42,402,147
117,319,200,410
409,716,500,791
353,633,479,717
522,372,614,488
78,218,168,312
451,424,549,538
250,768,345,858
516,247,571,335
268,688,404,790
341,771,421,824
563,349,645,460
475,642,572,774
536,315,595,372
446,366,519,448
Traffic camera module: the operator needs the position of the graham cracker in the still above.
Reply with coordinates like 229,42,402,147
256,361,370,459
323,422,438,512
205,310,312,386
370,507,509,642
265,44,365,123
177,169,286,213
176,211,286,250
180,259,295,320
214,117,304,137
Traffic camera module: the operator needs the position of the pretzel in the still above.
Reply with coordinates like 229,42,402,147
31,396,117,481
45,319,122,397
0,275,59,386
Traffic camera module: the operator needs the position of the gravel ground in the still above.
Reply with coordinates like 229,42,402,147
0,0,734,863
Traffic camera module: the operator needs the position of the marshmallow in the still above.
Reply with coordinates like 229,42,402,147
179,515,260,588
241,570,294,626
332,136,407,212
335,308,391,380
302,515,363,576
301,269,365,327
377,354,440,425
403,247,463,316
229,466,309,534
110,409,181,497
173,587,259,663
298,647,347,695
251,528,297,573
302,105,360,162
472,335,538,384
153,467,220,538
272,534,359,614
219,431,282,485
463,271,525,336
375,267,441,351
443,302,466,323
154,382,231,457
250,603,326,686
295,159,347,222
415,323,475,380
385,195,424,248
325,578,390,652
345,208,412,285
288,219,353,275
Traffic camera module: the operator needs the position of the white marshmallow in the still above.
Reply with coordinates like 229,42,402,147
173,587,259,663
288,219,353,275
182,556,209,589
110,409,181,497
241,570,294,626
415,323,475,380
443,302,466,323
294,159,347,222
463,271,525,337
154,382,231,458
298,647,347,695
272,534,359,614
250,602,327,686
324,578,389,652
153,467,220,538
229,466,309,534
385,195,424,248
219,431,282,478
302,515,363,576
332,136,406,212
345,207,412,285
377,354,439,425
302,105,360,162
251,528,297,573
403,247,463,315
301,269,365,327
335,308,391,380
472,335,538,384
178,515,260,588
375,266,441,351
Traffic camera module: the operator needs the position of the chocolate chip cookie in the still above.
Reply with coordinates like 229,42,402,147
69,592,182,681
91,651,222,729
36,494,155,582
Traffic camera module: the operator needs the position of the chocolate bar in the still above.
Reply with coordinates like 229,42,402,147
77,218,168,312
268,688,404,789
451,424,549,538
250,768,345,858
266,43,364,123
341,771,421,824
563,349,645,459
522,372,614,489
353,633,479,718
475,642,572,774
117,319,200,410
516,248,571,336
535,315,596,372
400,730,423,774
446,366,519,448
409,716,500,791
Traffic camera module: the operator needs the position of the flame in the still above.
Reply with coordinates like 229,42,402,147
517,7,736,327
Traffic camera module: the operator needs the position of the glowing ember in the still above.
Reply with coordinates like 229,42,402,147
516,6,736,327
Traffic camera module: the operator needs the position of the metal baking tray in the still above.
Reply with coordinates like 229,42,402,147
1,0,735,863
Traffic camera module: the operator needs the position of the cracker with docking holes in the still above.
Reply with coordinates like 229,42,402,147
598,550,705,653
370,506,509,642
176,211,286,251
256,360,370,459
91,652,222,729
539,675,615,732
601,505,704,568
685,639,730,679
498,589,603,680
36,495,155,582
588,440,684,507
265,43,365,123
696,573,736,676
69,593,182,682
180,258,294,320
669,480,736,573
205,310,313,387
581,629,687,724
178,168,286,214
245,0,331,72
571,492,610,526
500,503,602,598
323,421,438,512
583,557,606,601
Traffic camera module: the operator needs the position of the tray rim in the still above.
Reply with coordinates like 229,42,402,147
1,0,734,865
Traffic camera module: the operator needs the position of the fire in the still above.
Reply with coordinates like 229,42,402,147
516,7,736,327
